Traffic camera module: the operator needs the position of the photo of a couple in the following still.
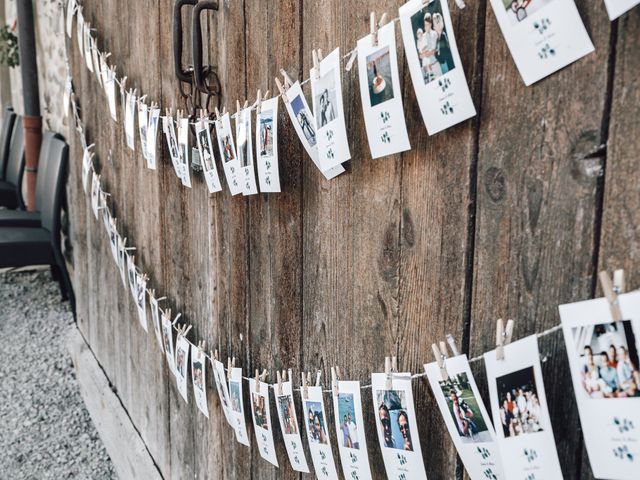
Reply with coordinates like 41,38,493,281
313,70,339,128
376,390,414,451
337,393,360,449
410,0,455,84
572,320,640,399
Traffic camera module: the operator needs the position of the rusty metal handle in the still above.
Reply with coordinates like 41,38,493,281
173,0,198,84
192,0,220,96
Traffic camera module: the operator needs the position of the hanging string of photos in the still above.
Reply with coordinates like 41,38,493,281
62,1,640,479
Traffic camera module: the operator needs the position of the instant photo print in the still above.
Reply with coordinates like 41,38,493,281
177,117,191,188
425,355,506,480
161,311,176,375
191,345,209,418
249,379,279,467
162,116,182,179
332,381,373,480
302,385,339,479
104,67,118,122
371,372,428,479
174,335,190,403
235,107,258,195
215,113,242,195
138,101,148,160
146,107,160,169
125,91,136,151
228,368,250,446
81,147,93,194
275,380,310,473
212,359,234,426
603,0,640,19
484,335,563,479
134,272,147,332
488,0,594,85
357,21,411,159
256,97,281,192
149,294,164,352
399,0,476,135
283,81,345,180
310,48,351,171
195,119,223,193
559,291,640,479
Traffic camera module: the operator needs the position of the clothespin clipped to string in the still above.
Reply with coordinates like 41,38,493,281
331,366,341,395
495,318,514,361
446,333,460,357
214,106,221,120
385,356,393,390
454,0,466,9
370,12,388,47
280,69,294,89
275,77,289,103
432,341,449,380
301,371,311,399
171,312,182,327
277,370,283,396
255,369,268,393
227,356,234,374
599,269,625,321
312,49,321,80
213,349,219,361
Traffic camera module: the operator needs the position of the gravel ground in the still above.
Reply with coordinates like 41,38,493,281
0,269,117,480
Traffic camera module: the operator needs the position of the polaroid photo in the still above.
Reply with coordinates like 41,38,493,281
138,101,148,162
211,359,234,426
310,48,351,171
357,21,411,159
146,107,160,170
190,345,209,418
399,0,476,135
83,24,93,72
174,334,190,404
125,91,136,151
90,172,100,219
484,335,563,479
117,235,127,288
214,113,242,195
332,380,373,480
302,385,339,479
149,294,164,352
425,355,506,480
195,119,223,193
177,117,192,188
235,108,258,195
228,367,250,445
255,97,281,192
604,0,640,19
283,81,345,180
559,291,640,479
134,272,148,332
249,379,279,466
81,147,93,194
162,116,182,179
488,0,594,85
275,380,310,473
372,372,428,479
66,0,76,38
160,311,176,375
76,8,84,56
126,254,138,304
104,67,117,122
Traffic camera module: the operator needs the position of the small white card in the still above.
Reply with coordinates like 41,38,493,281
125,91,136,151
400,0,476,134
134,272,147,332
310,48,351,171
488,0,594,85
357,22,411,159
235,108,259,195
66,0,76,38
559,292,640,480
160,311,176,375
332,380,373,480
484,335,563,479
228,367,250,446
146,107,160,170
174,334,190,404
195,119,223,193
275,380,310,473
90,171,100,219
104,67,118,122
138,101,148,161
283,81,345,180
302,385,339,479
162,116,182,179
249,379,279,467
256,97,281,192
604,0,640,19
212,359,234,427
177,117,192,188
371,372,428,480
425,355,506,480
82,146,93,194
149,294,164,352
191,345,209,418
214,113,242,195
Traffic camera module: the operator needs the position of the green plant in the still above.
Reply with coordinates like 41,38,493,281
0,23,19,68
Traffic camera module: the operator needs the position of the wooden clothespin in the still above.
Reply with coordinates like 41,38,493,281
301,372,310,399
446,333,460,357
432,341,449,380
227,356,233,374
599,269,625,321
370,12,387,47
277,370,283,395
385,356,393,390
275,77,289,103
214,106,221,120
279,69,294,89
331,366,339,394
312,49,321,79
256,89,262,114
213,349,219,361
235,100,241,120
495,318,514,361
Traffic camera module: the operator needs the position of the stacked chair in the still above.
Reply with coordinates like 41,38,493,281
0,115,74,311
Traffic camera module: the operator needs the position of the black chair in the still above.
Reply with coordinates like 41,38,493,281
0,135,74,308
0,106,16,180
0,132,61,227
0,116,25,208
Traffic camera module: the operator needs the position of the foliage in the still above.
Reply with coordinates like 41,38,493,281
0,23,19,68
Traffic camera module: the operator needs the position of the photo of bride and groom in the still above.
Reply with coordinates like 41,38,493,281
410,0,456,85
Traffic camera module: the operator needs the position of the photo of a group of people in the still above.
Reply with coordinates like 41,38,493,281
252,392,269,430
313,69,339,128
438,373,491,443
496,366,544,438
258,110,274,157
409,0,455,84
290,95,316,146
376,390,414,451
337,393,360,449
305,401,329,445
571,320,640,399
366,46,395,107
503,0,554,25
277,395,298,435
